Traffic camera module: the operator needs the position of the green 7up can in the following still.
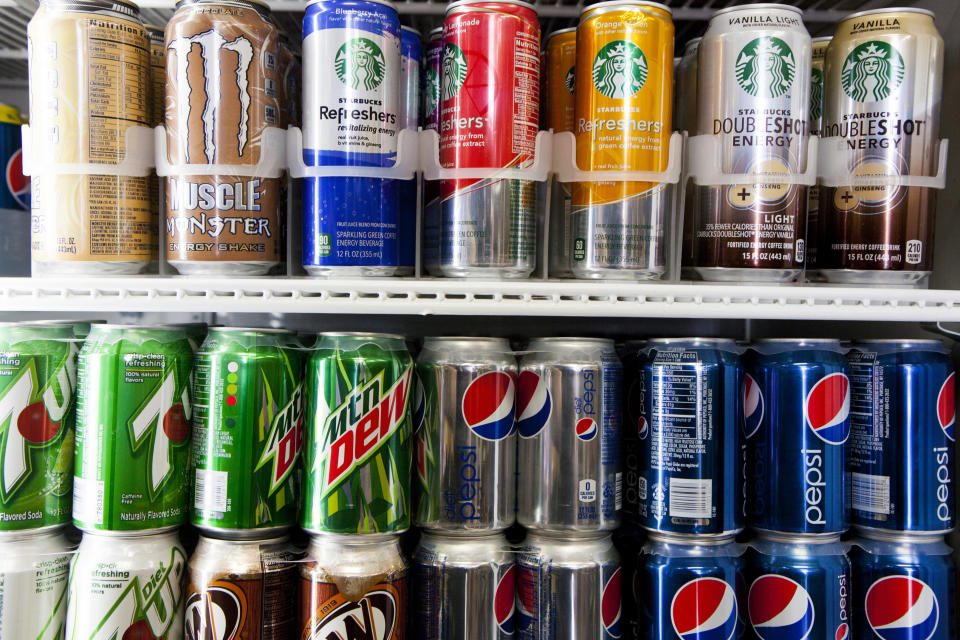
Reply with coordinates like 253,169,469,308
0,322,78,533
302,333,413,534
74,325,194,533
191,327,305,538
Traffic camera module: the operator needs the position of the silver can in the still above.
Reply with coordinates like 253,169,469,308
806,36,830,278
544,27,577,279
412,532,516,639
517,337,622,533
0,528,73,640
414,337,517,533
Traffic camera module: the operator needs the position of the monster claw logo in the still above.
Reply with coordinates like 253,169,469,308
441,43,467,101
130,370,191,495
255,382,304,495
735,37,796,98
565,66,575,94
184,583,244,640
842,41,904,102
592,40,647,99
335,37,386,91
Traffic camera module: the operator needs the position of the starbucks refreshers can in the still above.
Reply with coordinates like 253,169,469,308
28,0,153,275
73,325,194,533
302,332,413,534
422,27,442,131
0,528,73,638
806,36,830,278
397,26,421,276
572,1,674,280
191,328,304,538
66,531,187,639
689,3,812,282
545,28,577,279
819,9,943,285
0,323,77,533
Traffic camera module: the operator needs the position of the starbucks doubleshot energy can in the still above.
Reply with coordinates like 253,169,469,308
0,529,73,639
545,28,576,279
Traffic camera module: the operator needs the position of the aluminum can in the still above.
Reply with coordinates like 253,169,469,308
190,328,305,538
66,530,187,639
302,332,413,534
638,338,743,537
28,0,152,275
0,105,28,211
745,533,851,640
423,0,540,279
414,337,516,533
638,533,746,640
0,528,72,639
851,534,956,640
301,0,402,277
613,521,644,640
745,339,851,536
675,38,699,276
73,325,194,533
185,535,299,640
805,36,830,277
619,340,646,524
411,531,516,639
517,337,622,533
819,9,943,285
397,26,420,276
545,28,576,279
422,26,442,130
572,1,674,280
298,533,407,639
0,323,77,532
145,24,165,266
847,339,955,537
690,4,811,282
517,532,622,640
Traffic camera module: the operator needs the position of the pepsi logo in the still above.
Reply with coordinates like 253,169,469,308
805,372,851,445
637,415,648,440
748,575,815,640
865,575,939,640
576,417,597,441
743,373,764,439
495,565,516,633
671,577,738,640
517,370,551,438
6,148,28,210
415,432,429,485
835,623,849,640
412,376,426,434
937,372,954,441
602,568,622,638
462,371,515,441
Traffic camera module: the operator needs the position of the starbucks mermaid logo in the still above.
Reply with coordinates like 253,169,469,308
841,41,904,102
592,41,647,99
810,67,824,122
735,37,796,98
335,37,385,91
424,68,440,114
442,43,467,101
565,66,575,94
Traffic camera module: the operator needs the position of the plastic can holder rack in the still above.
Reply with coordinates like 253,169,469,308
682,134,819,187
817,136,949,190
551,130,683,184
21,124,157,178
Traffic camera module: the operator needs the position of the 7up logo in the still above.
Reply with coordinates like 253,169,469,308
335,37,386,91
256,382,304,495
735,37,796,98
441,43,467,101
593,41,647,99
842,41,904,102
130,369,191,495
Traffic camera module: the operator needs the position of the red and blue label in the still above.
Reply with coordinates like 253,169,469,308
462,371,515,440
517,370,551,438
495,565,516,634
743,373,764,439
865,575,939,640
602,568,622,638
805,373,851,445
936,372,954,441
671,577,739,640
4,147,27,210
748,575,815,640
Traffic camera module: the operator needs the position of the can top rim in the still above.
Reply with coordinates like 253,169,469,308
811,36,832,43
648,531,737,545
683,37,702,50
422,336,510,343
177,0,271,9
754,338,841,344
319,331,406,340
401,25,420,34
306,0,396,8
756,531,842,545
91,324,188,332
581,0,671,18
307,531,402,544
208,326,292,335
524,530,612,542
841,7,935,22
429,25,442,36
41,0,142,14
853,338,943,345
547,27,577,38
198,534,290,545
0,527,68,542
446,0,537,16
527,336,614,345
648,337,736,344
711,3,802,18
856,527,951,544
0,321,75,329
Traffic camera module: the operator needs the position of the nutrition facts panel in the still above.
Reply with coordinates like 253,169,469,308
650,358,712,472
512,31,539,158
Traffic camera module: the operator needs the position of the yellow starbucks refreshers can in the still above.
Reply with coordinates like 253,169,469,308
545,27,577,278
572,1,673,280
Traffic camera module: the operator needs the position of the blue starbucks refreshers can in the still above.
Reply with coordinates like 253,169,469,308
0,105,27,210
397,26,420,276
847,340,955,538
301,0,402,276
745,339,851,537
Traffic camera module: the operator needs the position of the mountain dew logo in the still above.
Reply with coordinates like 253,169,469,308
255,381,304,495
335,37,385,91
425,68,440,115
842,41,904,102
592,40,647,99
735,37,796,98
129,370,191,496
810,67,824,121
441,43,467,101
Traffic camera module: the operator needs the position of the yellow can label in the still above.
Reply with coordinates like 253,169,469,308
545,30,577,133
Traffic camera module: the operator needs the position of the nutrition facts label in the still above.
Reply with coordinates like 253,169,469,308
512,31,539,159
847,353,885,457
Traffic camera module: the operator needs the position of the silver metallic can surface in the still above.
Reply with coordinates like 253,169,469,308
544,28,576,279
414,337,517,534
690,3,811,282
806,36,830,276
411,532,516,639
422,26,442,131
517,338,622,533
0,528,72,639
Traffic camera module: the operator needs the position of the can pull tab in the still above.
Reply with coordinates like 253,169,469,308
818,137,949,189
683,134,819,186
155,126,287,179
21,124,155,177
551,130,683,184
285,127,419,180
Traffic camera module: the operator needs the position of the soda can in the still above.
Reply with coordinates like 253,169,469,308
571,1,674,280
190,327,305,538
689,4,811,282
301,0,403,277
745,339,851,536
145,24,165,268
745,533,851,640
302,332,413,534
0,528,73,639
619,340,646,525
185,535,299,640
613,521,645,640
414,337,516,533
638,533,746,640
0,322,77,533
423,0,540,279
411,531,516,639
544,27,576,279
66,530,187,639
637,338,744,538
847,339,955,537
298,533,407,639
28,0,152,275
851,534,957,640
397,26,421,276
422,26,442,131
517,337,622,533
675,38,699,277
819,9,944,285
0,104,28,211
805,36,830,278
517,532,622,640
73,325,194,533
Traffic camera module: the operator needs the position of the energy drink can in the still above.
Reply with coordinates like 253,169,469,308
146,24,165,267
545,27,576,279
676,38,698,276
422,26,442,131
397,25,420,276
805,36,830,277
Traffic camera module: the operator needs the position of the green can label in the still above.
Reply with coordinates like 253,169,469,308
412,368,439,524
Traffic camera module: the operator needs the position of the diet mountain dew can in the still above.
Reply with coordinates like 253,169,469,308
73,325,194,533
0,528,73,639
302,332,413,534
0,322,77,533
191,328,305,538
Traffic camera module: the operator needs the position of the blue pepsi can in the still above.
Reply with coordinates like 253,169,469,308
745,534,851,640
638,533,746,640
619,340,647,525
397,26,420,276
851,534,957,640
745,339,851,536
847,340,955,537
613,521,645,640
0,105,27,211
301,0,402,276
638,338,744,537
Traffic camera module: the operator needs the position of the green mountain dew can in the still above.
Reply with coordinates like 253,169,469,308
0,322,78,532
74,325,194,533
191,327,305,538
302,332,413,534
